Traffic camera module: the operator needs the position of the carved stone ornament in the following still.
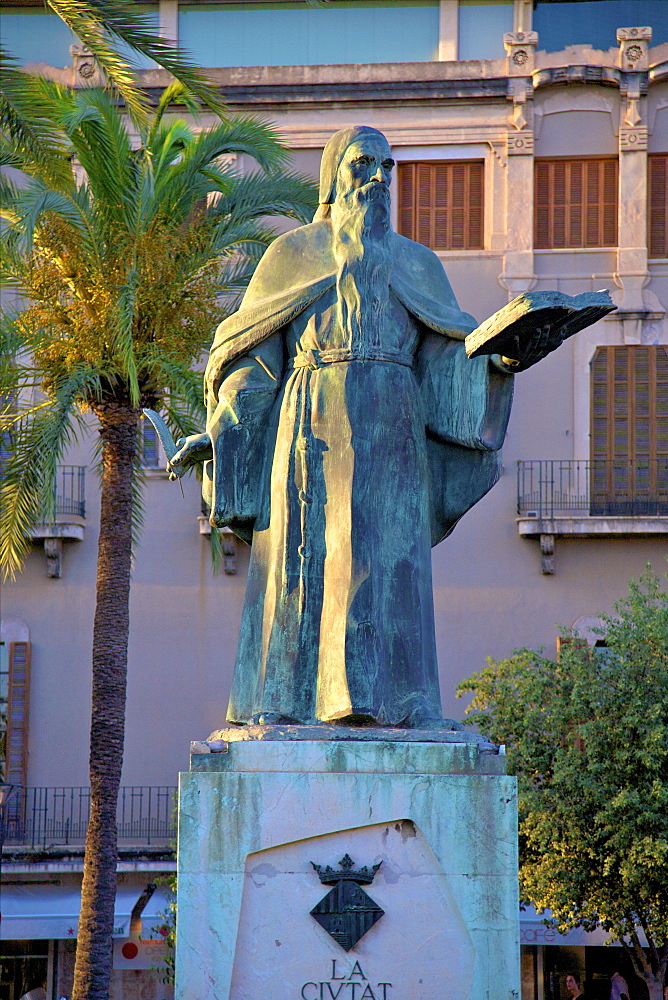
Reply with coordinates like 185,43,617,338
620,126,648,152
616,27,651,72
507,130,534,155
503,30,538,76
69,43,104,86
310,854,384,951
624,97,642,128
625,44,643,64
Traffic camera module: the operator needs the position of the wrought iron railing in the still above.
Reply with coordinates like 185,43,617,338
54,465,86,517
517,459,668,518
1,786,177,849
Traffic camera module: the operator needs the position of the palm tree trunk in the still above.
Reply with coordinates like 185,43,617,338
72,401,139,1000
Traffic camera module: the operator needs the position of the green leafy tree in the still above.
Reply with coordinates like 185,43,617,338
457,567,668,999
0,83,317,1000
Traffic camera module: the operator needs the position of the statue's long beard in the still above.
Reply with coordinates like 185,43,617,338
331,185,392,347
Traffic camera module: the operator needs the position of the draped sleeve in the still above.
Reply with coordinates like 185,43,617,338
203,332,284,540
415,332,514,547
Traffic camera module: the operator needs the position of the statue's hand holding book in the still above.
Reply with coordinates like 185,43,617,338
465,290,616,372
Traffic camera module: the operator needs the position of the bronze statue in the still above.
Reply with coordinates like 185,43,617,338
161,125,613,729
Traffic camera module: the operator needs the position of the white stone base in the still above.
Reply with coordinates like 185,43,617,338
175,736,520,1000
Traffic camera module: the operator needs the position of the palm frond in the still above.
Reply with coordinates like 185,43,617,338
151,118,294,220
62,88,136,232
0,50,73,186
211,170,318,226
9,179,90,251
186,116,292,174
47,0,226,123
147,81,201,144
141,352,206,434
0,366,101,579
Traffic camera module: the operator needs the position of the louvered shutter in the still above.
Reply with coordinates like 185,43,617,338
6,641,30,787
601,159,617,247
648,154,668,258
655,346,668,508
399,163,415,242
468,160,483,248
416,164,432,248
590,346,668,514
434,164,448,250
397,161,484,251
535,161,551,248
535,159,618,248
568,161,582,247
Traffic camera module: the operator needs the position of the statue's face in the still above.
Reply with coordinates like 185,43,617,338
335,137,395,202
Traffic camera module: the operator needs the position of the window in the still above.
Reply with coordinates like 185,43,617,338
0,642,8,772
649,154,668,258
535,158,618,249
140,419,161,469
5,641,31,786
397,161,484,251
590,346,668,515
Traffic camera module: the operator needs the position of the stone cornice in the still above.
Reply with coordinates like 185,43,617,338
135,46,668,109
532,65,622,89
140,62,510,107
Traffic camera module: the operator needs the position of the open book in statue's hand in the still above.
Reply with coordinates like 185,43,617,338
464,290,616,372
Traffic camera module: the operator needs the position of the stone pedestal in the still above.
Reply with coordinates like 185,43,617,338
175,728,521,1000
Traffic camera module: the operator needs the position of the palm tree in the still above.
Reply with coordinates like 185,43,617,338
0,83,317,1000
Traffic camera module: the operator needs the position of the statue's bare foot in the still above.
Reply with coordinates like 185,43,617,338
250,712,298,725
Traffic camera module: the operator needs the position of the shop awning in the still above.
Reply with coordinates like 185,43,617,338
0,884,170,940
519,905,646,947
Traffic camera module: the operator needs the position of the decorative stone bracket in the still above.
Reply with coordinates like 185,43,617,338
539,533,554,575
29,521,85,578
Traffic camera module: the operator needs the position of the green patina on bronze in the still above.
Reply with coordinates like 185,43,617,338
166,126,612,729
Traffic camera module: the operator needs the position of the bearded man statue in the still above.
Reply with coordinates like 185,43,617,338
171,126,517,728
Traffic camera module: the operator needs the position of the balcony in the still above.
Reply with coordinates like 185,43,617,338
517,460,668,573
28,465,86,577
1,786,177,853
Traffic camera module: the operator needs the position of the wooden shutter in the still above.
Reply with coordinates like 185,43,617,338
590,346,668,514
648,154,668,258
397,161,484,251
556,636,590,661
6,640,30,786
535,159,618,249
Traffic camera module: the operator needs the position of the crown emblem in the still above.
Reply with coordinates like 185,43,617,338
311,853,382,886
310,854,384,951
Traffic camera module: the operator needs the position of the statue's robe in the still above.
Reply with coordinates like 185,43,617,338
204,221,514,725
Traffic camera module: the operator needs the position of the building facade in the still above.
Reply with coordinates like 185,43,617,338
1,1,667,998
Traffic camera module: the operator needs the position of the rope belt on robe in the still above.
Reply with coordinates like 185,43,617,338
289,348,414,370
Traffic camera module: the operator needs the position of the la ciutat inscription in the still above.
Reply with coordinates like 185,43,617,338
301,960,392,999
